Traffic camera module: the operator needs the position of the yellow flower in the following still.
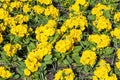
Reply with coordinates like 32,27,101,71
10,1,22,11
69,3,81,15
88,34,110,48
55,39,74,53
3,43,21,57
10,24,28,37
69,29,82,42
111,27,120,40
25,42,52,72
98,59,111,71
105,73,118,80
114,12,120,23
44,5,59,20
4,17,16,27
0,66,11,78
35,20,57,42
45,20,57,28
116,48,120,60
60,26,67,33
0,23,6,32
0,0,10,2
54,68,75,80
75,0,87,6
92,76,98,80
0,8,9,19
33,5,44,14
24,68,31,76
62,15,88,31
19,0,27,2
37,0,52,5
54,70,63,80
63,68,75,80
94,66,109,79
0,33,3,44
28,27,33,32
80,50,97,66
25,56,41,72
92,47,96,51
15,14,29,24
23,4,31,13
116,61,120,70
36,42,53,56
5,71,11,78
91,3,110,17
93,59,111,79
93,16,112,31
2,3,8,10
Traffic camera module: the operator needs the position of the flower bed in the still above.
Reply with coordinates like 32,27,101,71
0,0,120,80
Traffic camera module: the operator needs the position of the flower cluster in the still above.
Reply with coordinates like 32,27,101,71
68,29,82,42
10,24,28,37
93,16,112,31
35,20,57,42
0,66,11,79
69,0,88,15
24,42,53,75
111,27,120,40
93,59,117,80
115,49,120,69
37,0,52,5
44,5,59,20
55,39,74,53
60,14,88,33
80,50,97,66
1,0,120,80
91,3,110,18
88,34,110,48
54,68,75,80
3,43,21,57
114,12,120,23
91,3,113,31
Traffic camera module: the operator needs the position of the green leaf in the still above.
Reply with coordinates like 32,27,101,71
0,78,6,80
14,74,20,79
44,60,53,64
38,15,48,25
66,55,73,64
18,61,26,68
53,51,61,59
44,55,53,64
73,46,82,54
87,15,96,21
44,55,52,61
103,47,114,56
13,36,22,44
9,34,15,42
84,65,90,73
63,59,70,65
115,22,120,28
103,10,111,18
27,42,36,52
0,52,10,66
50,32,59,44
40,63,46,70
72,52,80,64
97,49,103,55
114,67,120,76
16,68,23,75
12,55,18,61
88,0,96,6
23,38,30,44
